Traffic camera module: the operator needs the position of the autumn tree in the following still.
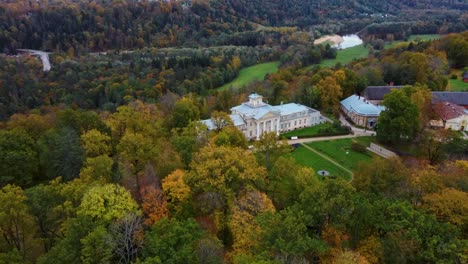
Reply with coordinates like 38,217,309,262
228,189,275,258
0,129,38,187
143,218,204,264
0,185,38,261
171,96,201,129
376,89,419,144
162,169,191,215
210,111,233,132
253,132,291,172
316,76,343,115
38,127,85,181
353,157,410,198
186,145,267,201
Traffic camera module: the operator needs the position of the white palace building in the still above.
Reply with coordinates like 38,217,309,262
201,94,324,140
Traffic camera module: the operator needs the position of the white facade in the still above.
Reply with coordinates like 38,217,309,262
202,94,323,140
445,115,468,131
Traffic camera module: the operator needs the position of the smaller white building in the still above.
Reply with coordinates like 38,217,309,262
433,101,468,131
201,94,324,140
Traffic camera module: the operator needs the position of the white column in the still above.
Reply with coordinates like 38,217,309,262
277,118,280,135
263,121,266,136
256,122,260,140
270,120,274,133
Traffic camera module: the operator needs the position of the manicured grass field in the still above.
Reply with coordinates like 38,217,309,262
291,146,352,180
291,137,376,181
317,44,369,68
306,137,375,172
217,61,279,91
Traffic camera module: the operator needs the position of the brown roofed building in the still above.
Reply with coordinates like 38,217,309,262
362,85,406,104
432,101,468,131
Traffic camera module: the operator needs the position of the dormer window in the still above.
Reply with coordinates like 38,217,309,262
248,93,263,106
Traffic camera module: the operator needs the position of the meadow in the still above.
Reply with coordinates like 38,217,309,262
217,61,279,90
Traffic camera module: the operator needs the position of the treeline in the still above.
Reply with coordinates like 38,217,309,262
0,0,466,53
0,99,466,263
0,45,281,120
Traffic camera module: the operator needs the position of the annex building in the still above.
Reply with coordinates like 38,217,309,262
201,94,323,140
340,95,385,128
432,101,468,131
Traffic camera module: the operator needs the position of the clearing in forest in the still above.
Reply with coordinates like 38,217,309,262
217,61,279,91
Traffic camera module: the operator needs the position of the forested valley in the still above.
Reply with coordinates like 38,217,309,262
0,1,467,264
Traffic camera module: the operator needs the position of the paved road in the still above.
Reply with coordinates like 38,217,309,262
17,49,51,71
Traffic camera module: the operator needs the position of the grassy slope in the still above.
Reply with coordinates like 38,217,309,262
217,61,279,91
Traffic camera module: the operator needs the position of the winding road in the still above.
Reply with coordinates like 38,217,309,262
17,49,52,71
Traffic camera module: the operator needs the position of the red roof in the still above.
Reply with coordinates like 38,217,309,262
433,101,468,121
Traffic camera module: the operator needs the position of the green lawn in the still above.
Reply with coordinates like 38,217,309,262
306,137,375,172
217,61,279,91
291,146,352,180
447,69,468,91
449,78,468,91
315,44,369,68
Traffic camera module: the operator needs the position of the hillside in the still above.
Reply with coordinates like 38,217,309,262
0,0,466,53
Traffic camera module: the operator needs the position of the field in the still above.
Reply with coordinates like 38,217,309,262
217,61,279,91
291,137,376,180
315,44,369,68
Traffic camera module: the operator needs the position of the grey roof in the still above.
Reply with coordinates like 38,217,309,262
362,86,406,100
229,114,246,126
432,92,468,106
231,103,280,120
272,103,317,116
200,114,246,130
340,95,385,116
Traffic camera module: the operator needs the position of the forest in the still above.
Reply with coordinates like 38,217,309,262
0,32,467,263
0,0,468,263
0,0,466,53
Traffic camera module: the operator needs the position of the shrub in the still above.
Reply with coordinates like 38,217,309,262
351,142,367,153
